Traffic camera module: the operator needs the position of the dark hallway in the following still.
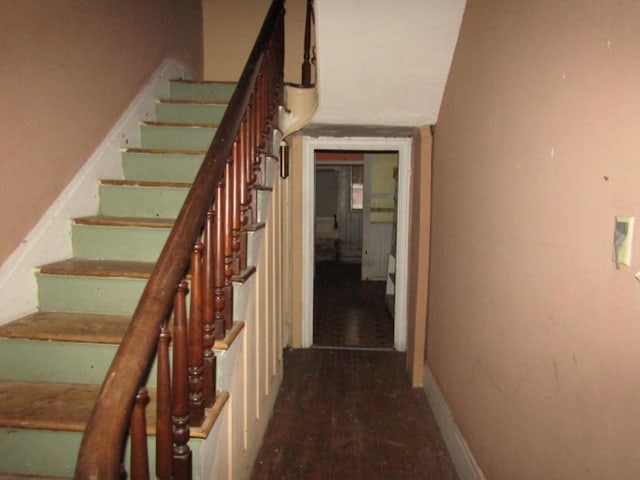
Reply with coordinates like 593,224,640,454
250,349,458,479
250,261,458,479
313,261,394,349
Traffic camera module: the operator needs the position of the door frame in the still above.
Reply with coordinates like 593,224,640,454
302,136,412,351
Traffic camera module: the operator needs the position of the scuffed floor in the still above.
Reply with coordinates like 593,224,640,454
250,349,459,480
313,261,394,349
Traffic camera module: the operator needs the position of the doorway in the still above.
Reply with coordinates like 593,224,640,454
302,136,412,351
313,151,396,349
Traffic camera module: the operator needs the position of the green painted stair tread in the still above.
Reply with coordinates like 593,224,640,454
38,258,154,279
0,381,157,433
121,149,206,183
169,80,236,102
155,100,227,125
140,123,218,151
73,215,175,229
158,98,228,106
0,312,129,345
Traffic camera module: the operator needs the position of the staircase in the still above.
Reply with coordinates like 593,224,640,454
0,78,282,478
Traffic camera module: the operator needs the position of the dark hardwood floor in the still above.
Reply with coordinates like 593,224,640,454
313,261,394,349
250,348,459,479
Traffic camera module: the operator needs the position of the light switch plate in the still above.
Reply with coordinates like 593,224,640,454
614,216,634,268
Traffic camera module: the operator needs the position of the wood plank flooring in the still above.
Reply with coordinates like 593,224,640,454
250,349,458,480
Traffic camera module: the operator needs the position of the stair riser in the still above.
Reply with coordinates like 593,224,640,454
140,124,217,151
37,274,147,316
99,184,189,218
122,151,205,183
0,339,125,385
0,428,202,478
169,81,235,102
0,429,80,477
72,224,171,262
156,102,227,124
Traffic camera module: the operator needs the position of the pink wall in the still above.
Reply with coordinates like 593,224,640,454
429,1,640,478
0,0,202,265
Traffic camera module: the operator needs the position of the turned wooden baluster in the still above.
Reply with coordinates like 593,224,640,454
222,156,235,332
172,281,192,479
213,184,227,340
156,320,173,480
202,210,217,405
239,119,252,235
188,243,205,426
130,387,150,480
231,140,247,276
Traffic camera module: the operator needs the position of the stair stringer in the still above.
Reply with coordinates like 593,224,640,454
0,58,192,326
198,130,286,480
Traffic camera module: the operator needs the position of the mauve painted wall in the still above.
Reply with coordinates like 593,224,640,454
0,0,203,266
429,0,640,478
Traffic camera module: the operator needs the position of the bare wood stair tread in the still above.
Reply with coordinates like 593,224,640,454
0,380,227,438
0,312,130,344
100,179,191,188
38,258,155,279
73,216,175,228
0,381,109,432
0,474,71,480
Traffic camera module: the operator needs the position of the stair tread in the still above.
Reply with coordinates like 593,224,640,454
0,380,159,434
0,381,103,432
100,179,191,188
123,147,206,155
0,312,130,344
0,474,70,480
74,215,175,228
142,121,219,128
38,258,154,279
158,98,228,106
171,79,236,85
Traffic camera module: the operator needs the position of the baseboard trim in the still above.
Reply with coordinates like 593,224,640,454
0,58,192,325
423,364,486,480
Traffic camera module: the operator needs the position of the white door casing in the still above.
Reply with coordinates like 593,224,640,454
302,136,412,351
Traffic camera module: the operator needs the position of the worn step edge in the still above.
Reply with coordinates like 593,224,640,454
142,121,219,128
0,474,70,480
0,380,228,438
171,79,236,86
100,179,191,188
73,216,175,229
37,258,154,279
213,321,245,351
231,266,257,284
157,99,228,106
123,147,206,155
0,312,130,345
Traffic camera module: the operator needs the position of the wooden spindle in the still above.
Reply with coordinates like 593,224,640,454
188,243,205,426
202,210,216,406
130,387,150,480
156,321,172,480
172,281,192,479
213,186,227,340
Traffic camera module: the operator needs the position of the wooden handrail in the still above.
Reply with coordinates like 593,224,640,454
301,0,315,86
74,1,284,477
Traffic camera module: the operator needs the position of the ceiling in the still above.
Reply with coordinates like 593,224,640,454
310,0,466,127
